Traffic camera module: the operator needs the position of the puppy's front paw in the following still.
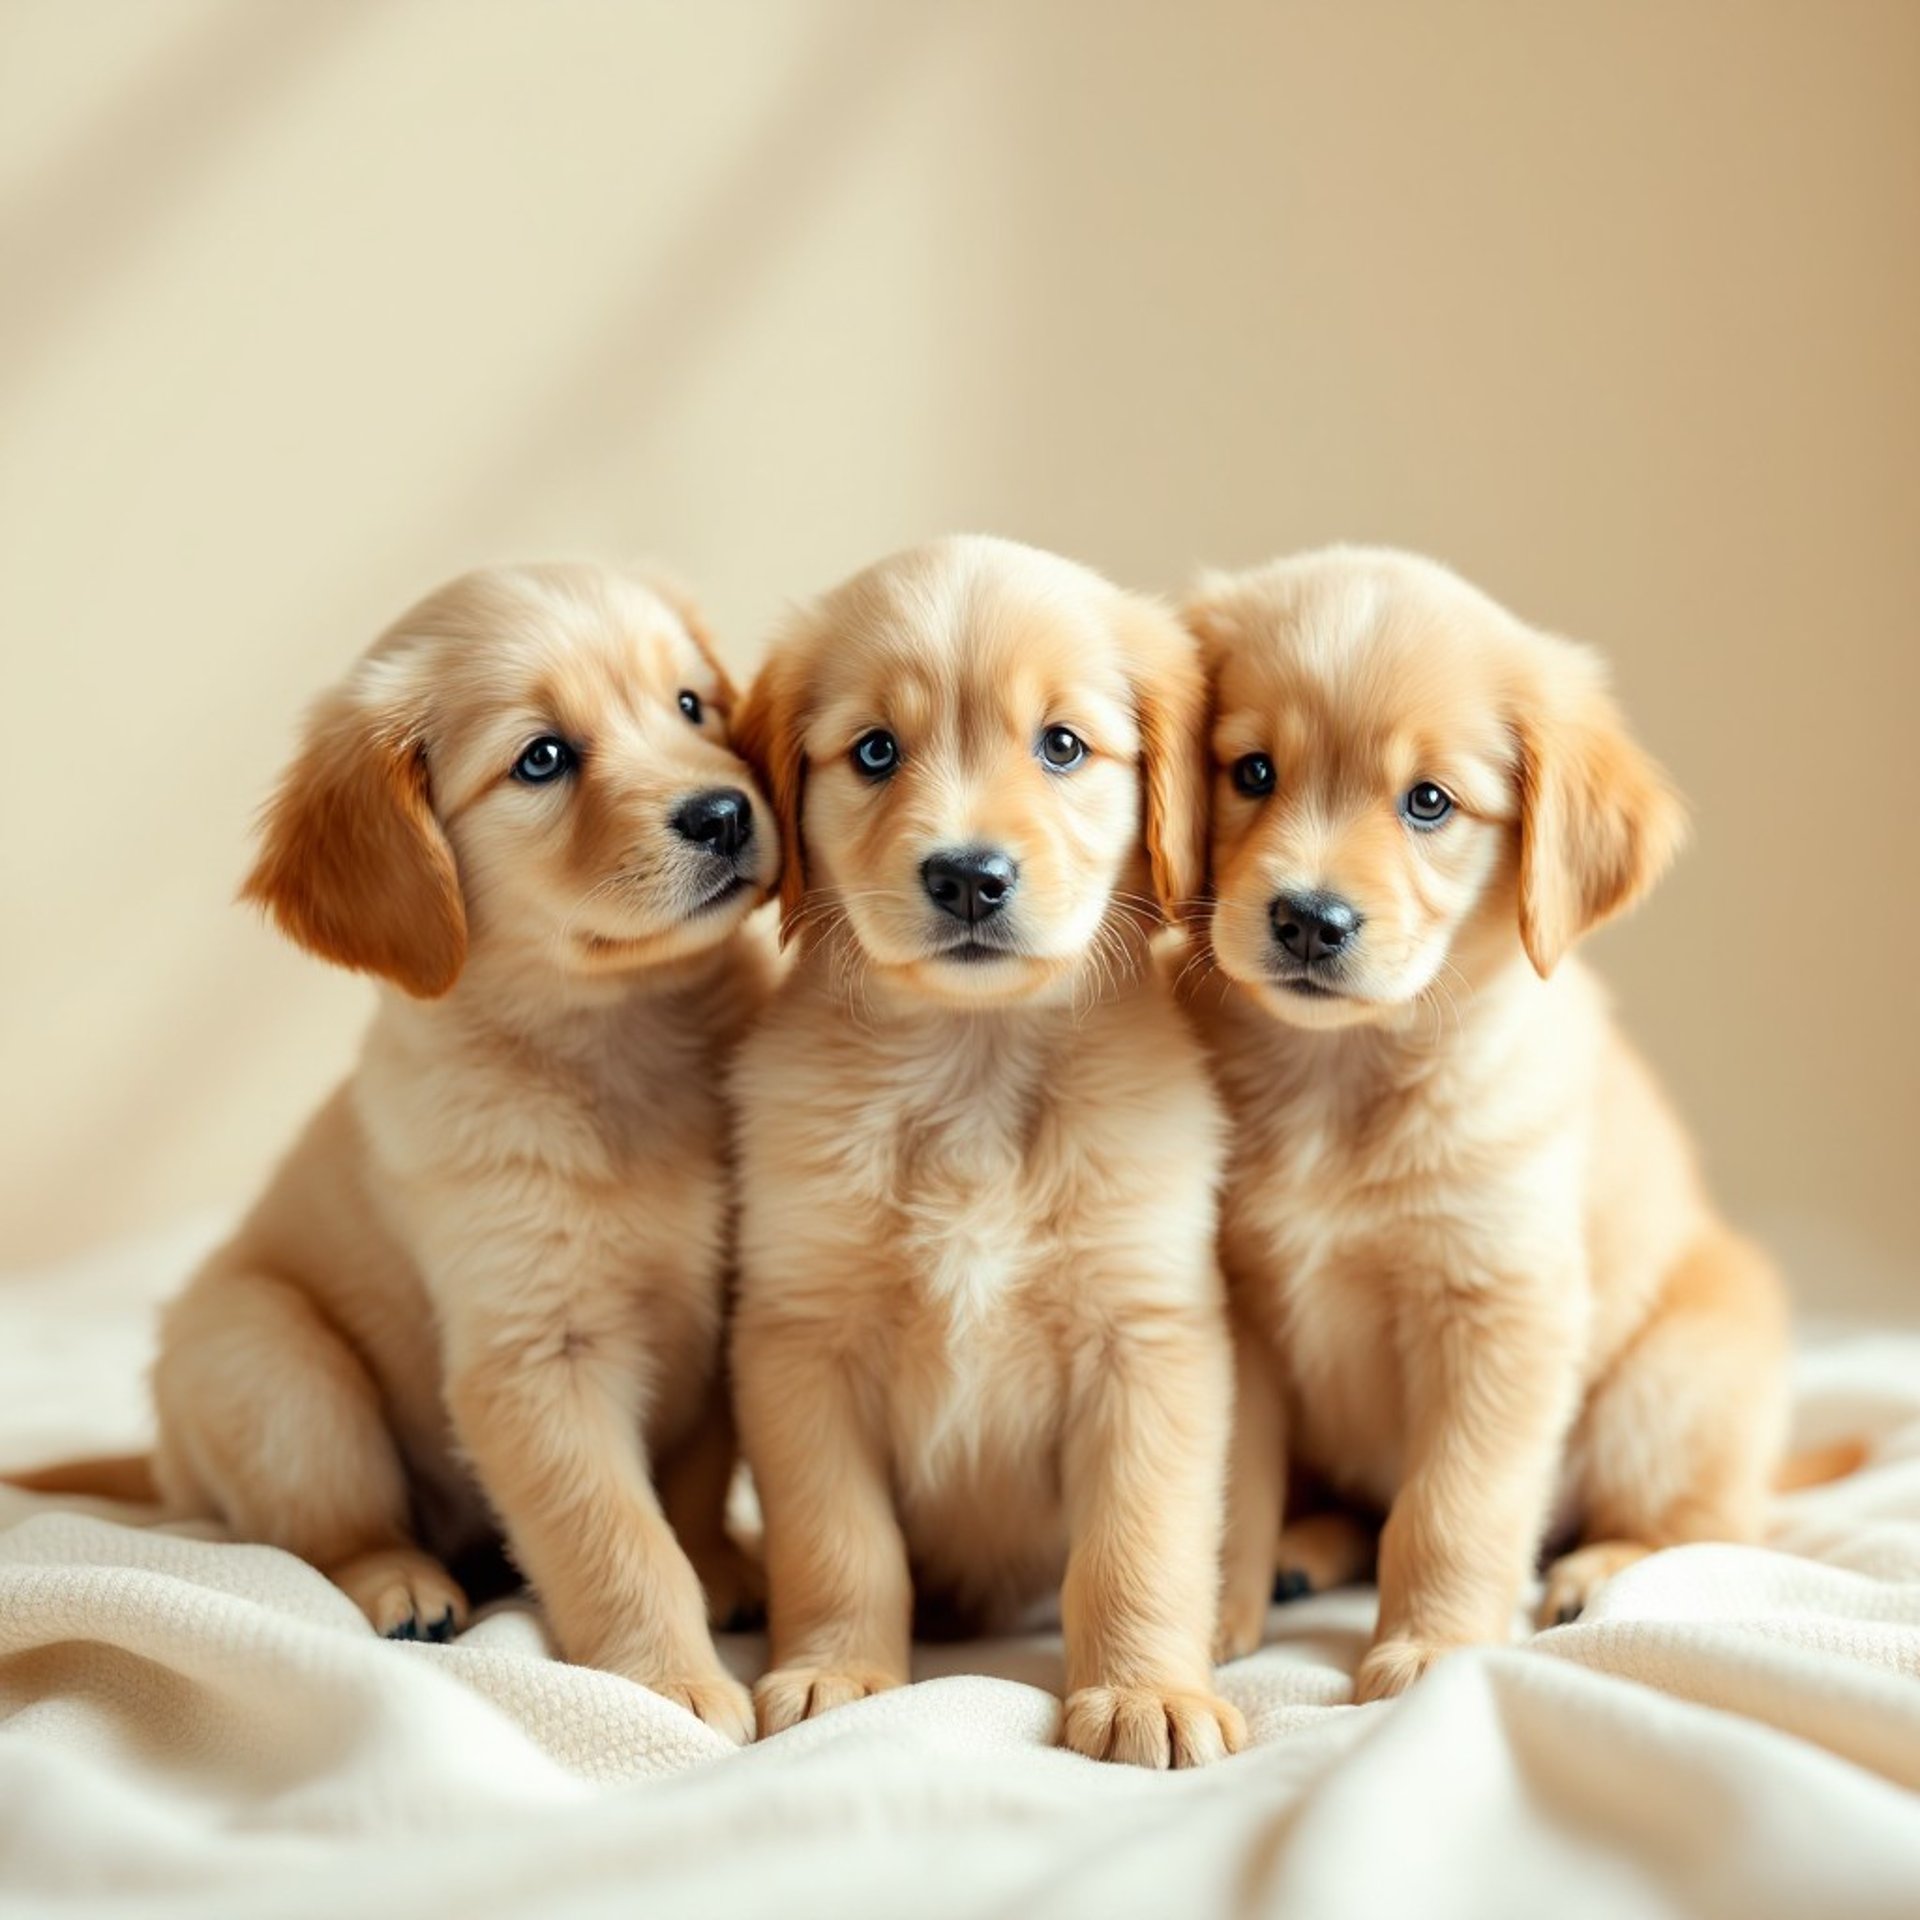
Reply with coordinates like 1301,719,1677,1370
1536,1540,1651,1628
649,1670,755,1744
1061,1685,1246,1769
1274,1512,1376,1598
332,1547,469,1644
1214,1589,1269,1664
754,1664,900,1737
1351,1635,1458,1703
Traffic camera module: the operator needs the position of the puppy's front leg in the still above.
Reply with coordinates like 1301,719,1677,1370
1060,1316,1245,1768
657,1378,764,1634
733,1315,912,1737
442,1300,751,1743
1354,1275,1582,1704
1216,1313,1286,1662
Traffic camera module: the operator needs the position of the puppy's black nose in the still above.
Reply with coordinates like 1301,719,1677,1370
1272,890,1363,964
922,848,1018,924
672,788,754,860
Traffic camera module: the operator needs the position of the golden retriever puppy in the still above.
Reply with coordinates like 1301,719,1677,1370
13,563,772,1740
729,535,1243,1768
1188,549,1791,1703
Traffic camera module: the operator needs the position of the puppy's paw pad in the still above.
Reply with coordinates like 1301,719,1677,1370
1535,1540,1650,1630
753,1665,899,1737
652,1672,755,1745
1062,1685,1246,1769
332,1548,470,1644
1352,1636,1456,1703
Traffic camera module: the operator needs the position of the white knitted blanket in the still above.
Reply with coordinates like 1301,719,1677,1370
3,1218,1916,1918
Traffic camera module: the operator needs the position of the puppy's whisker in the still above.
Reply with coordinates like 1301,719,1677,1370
1107,887,1169,932
1433,960,1473,1044
1410,960,1470,1048
1173,940,1221,1003
554,867,656,952
812,914,878,1032
784,886,926,939
1078,920,1126,1022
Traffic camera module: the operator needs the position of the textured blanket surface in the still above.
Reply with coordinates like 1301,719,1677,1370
2,1218,1916,1919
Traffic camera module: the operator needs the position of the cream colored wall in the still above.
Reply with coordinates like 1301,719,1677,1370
2,1,1915,1311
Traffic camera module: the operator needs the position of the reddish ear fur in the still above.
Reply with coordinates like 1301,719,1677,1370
241,680,467,996
730,647,809,941
1513,653,1687,977
1121,597,1210,923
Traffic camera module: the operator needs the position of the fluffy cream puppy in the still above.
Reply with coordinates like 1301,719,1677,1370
1188,548,1793,1702
13,563,771,1740
729,535,1243,1768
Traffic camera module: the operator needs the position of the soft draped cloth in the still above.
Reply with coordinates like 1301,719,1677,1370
2,1218,1916,1919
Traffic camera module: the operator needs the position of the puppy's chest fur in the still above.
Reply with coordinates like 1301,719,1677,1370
847,1027,1081,1600
1213,998,1581,1505
362,990,736,1429
743,979,1221,1606
888,1040,1058,1317
833,1020,1078,1393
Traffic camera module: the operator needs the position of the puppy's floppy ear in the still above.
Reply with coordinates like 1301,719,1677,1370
1511,640,1687,977
635,566,740,712
730,643,809,942
1118,594,1210,924
240,666,467,996
1177,572,1243,676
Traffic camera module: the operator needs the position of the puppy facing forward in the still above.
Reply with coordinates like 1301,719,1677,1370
14,564,772,1740
730,535,1243,1768
1189,549,1791,1703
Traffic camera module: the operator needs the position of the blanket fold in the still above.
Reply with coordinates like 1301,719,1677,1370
2,1225,1915,1919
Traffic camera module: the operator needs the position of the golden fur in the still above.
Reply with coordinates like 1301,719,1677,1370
729,535,1244,1767
1187,548,1790,1701
15,563,775,1740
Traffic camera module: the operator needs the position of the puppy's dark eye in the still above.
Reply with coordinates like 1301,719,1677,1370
677,691,703,725
1403,781,1453,826
513,736,575,784
1039,726,1086,771
852,729,900,779
1232,753,1276,798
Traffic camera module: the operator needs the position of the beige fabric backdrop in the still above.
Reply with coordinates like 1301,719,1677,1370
2,1,1914,1311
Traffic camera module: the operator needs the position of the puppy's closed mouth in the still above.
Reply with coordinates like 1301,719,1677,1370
935,939,1017,965
1275,974,1344,999
690,873,753,916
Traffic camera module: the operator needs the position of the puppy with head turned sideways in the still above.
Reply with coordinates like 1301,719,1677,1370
12,563,773,1740
729,535,1243,1768
1187,548,1795,1702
